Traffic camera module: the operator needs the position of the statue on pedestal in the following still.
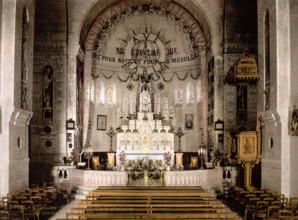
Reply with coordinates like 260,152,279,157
140,83,151,112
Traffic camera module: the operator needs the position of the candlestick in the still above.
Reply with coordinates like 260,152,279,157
106,125,117,153
126,117,131,133
133,115,138,133
174,125,185,153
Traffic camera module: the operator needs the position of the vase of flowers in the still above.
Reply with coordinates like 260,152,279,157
118,151,126,171
163,152,171,171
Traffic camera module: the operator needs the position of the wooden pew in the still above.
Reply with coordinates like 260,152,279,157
66,212,242,219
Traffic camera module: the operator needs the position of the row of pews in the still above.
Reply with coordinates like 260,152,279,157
60,186,242,219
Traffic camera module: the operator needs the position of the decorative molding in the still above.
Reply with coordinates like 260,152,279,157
77,46,85,63
34,42,66,54
259,110,281,127
10,107,33,126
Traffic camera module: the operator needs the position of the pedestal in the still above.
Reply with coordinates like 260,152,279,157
107,153,115,167
175,153,183,167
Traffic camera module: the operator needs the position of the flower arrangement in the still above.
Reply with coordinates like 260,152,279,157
118,151,126,166
69,149,76,162
163,152,171,167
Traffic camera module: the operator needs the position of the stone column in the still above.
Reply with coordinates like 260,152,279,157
276,0,291,197
0,0,17,197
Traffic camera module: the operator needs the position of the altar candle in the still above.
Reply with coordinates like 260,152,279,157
155,93,160,114
130,92,136,115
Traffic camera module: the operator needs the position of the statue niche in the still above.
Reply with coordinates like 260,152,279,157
42,65,53,125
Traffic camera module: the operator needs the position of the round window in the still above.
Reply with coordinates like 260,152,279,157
17,137,21,148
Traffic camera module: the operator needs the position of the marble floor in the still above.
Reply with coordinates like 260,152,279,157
49,199,80,220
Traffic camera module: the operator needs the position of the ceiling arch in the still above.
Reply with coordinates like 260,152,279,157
79,0,213,50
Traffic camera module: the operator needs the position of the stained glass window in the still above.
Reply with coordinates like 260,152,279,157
107,83,116,105
90,79,95,103
187,83,195,104
96,82,105,104
175,84,183,105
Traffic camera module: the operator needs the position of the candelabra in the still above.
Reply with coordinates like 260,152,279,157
84,142,93,170
198,143,206,170
168,116,174,133
106,125,117,153
174,125,185,153
132,114,138,133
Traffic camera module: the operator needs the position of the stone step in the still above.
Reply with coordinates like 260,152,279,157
73,185,97,200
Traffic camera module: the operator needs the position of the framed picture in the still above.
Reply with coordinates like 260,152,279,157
97,115,107,131
185,113,194,130
215,119,224,131
66,118,75,130
66,133,72,142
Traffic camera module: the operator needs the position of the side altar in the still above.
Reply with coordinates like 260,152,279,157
116,112,174,167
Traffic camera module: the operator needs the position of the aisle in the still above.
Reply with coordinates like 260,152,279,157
49,199,80,220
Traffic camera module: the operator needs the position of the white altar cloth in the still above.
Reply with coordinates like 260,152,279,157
70,167,223,187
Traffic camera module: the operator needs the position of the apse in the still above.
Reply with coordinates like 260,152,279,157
81,1,210,153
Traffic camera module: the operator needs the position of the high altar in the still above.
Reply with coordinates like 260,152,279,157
116,112,174,166
116,84,175,167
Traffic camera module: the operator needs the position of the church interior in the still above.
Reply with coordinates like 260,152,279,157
1,0,298,219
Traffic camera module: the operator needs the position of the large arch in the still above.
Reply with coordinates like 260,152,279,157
76,0,216,147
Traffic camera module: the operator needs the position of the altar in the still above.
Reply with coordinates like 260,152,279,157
116,112,174,167
115,82,175,168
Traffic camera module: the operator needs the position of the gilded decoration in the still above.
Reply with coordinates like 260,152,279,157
225,50,260,191
224,50,259,84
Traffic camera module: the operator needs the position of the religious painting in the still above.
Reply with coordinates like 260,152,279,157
97,115,107,131
185,113,194,130
290,105,298,136
215,119,224,131
66,133,72,142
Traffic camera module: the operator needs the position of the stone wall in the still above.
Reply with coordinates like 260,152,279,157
30,0,67,184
